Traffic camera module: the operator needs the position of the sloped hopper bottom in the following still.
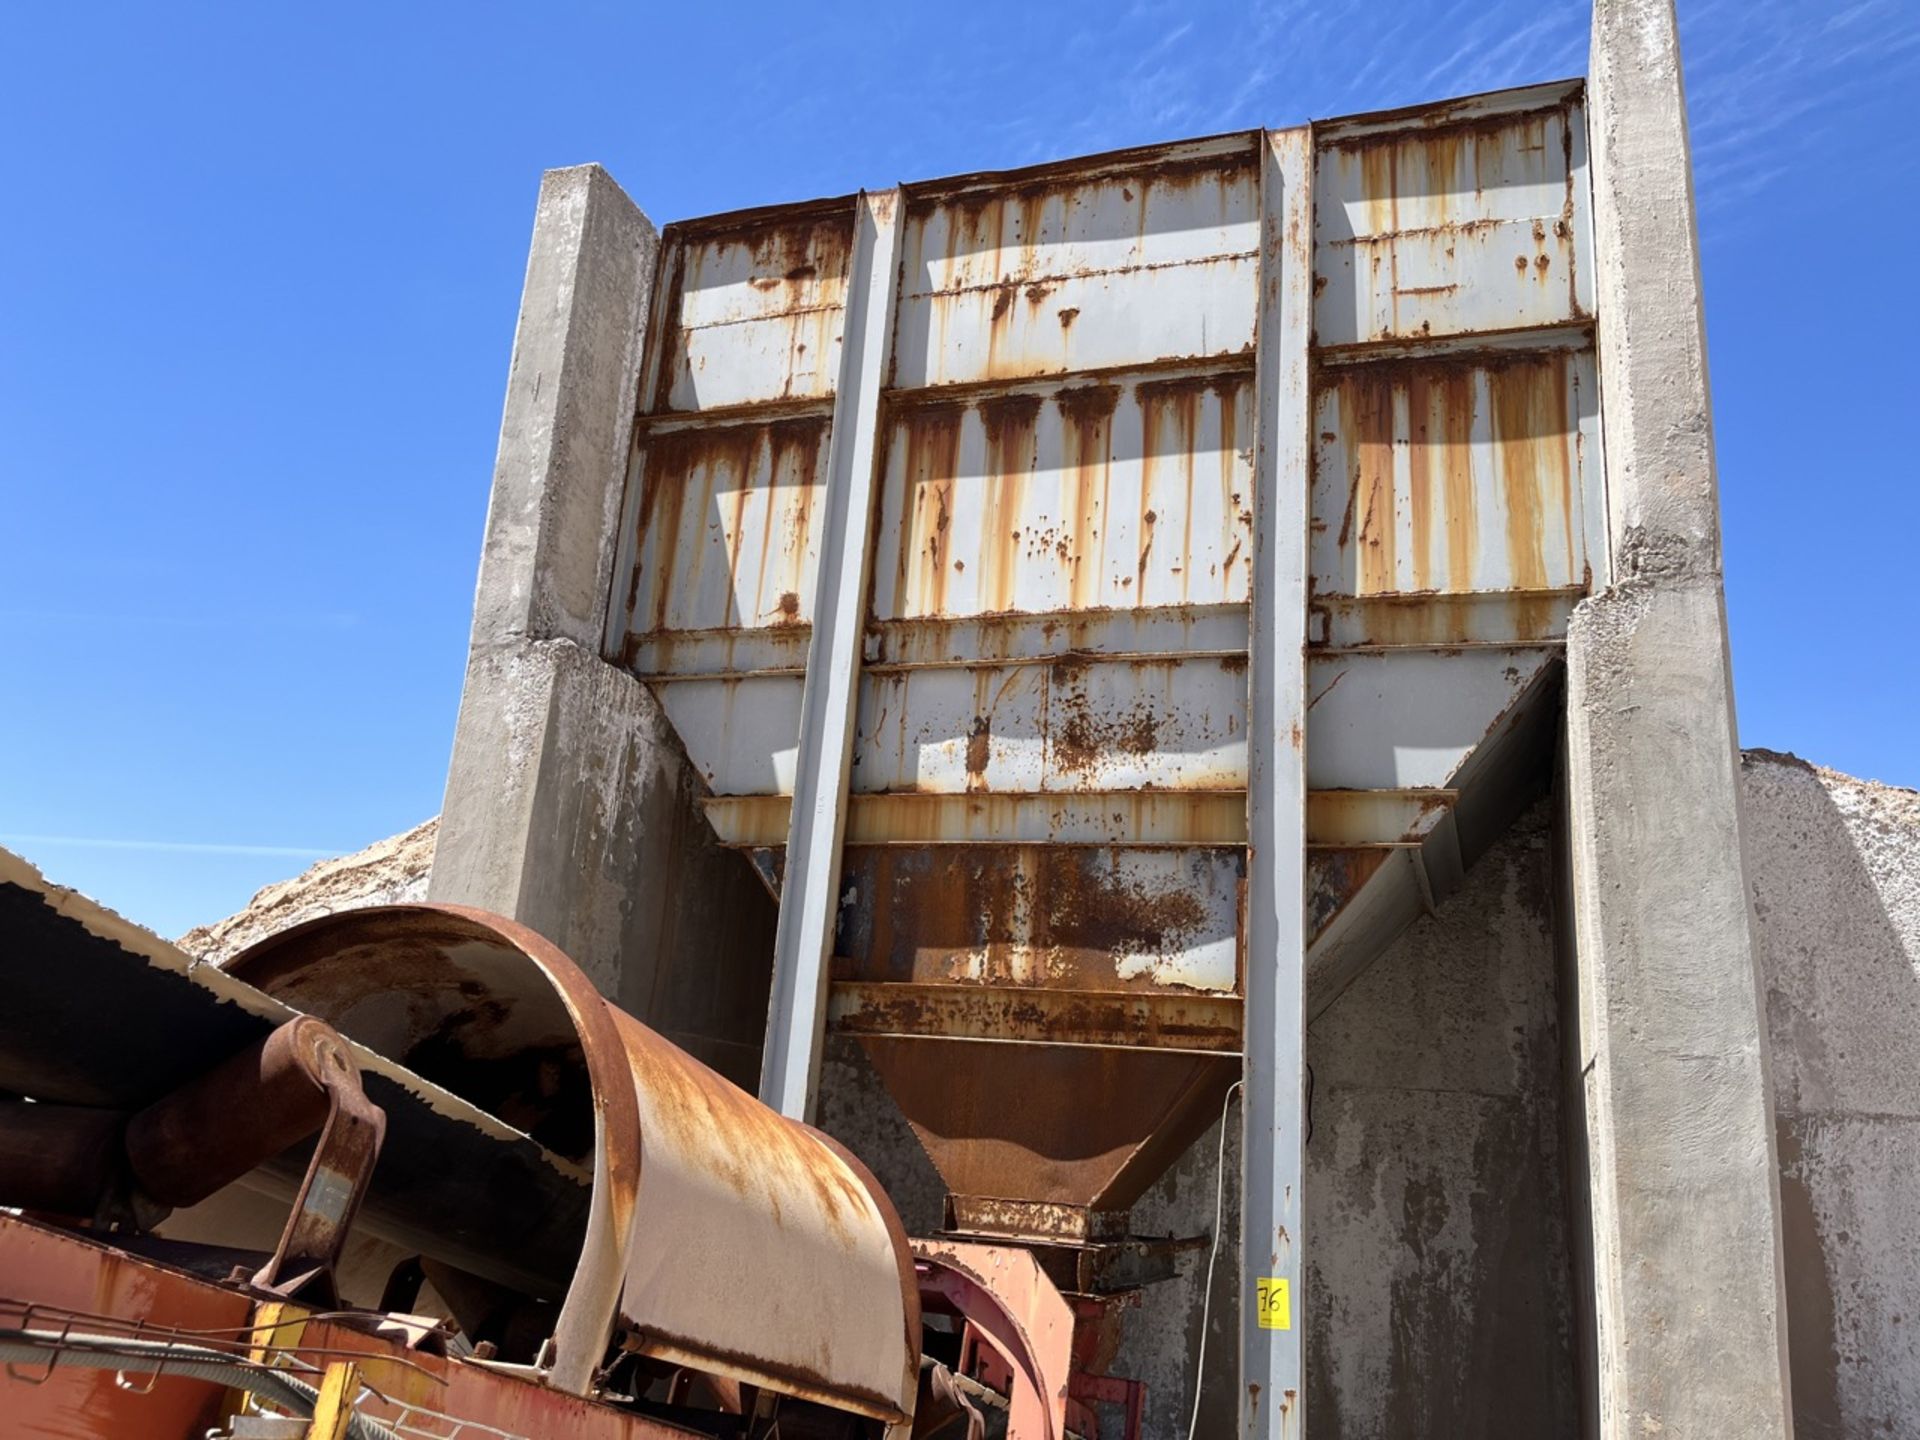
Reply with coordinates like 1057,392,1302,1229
860,1035,1237,1260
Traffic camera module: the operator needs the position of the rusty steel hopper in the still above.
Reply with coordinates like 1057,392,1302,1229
604,83,1602,1278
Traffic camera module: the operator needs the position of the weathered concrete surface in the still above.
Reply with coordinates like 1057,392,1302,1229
822,805,1580,1438
1562,1,1795,1434
1588,0,1721,575
1301,804,1577,1440
434,637,776,1087
1563,584,1792,1439
428,164,776,1087
1743,751,1920,1439
465,164,656,653
177,817,436,963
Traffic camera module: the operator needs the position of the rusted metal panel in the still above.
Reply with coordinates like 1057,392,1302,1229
1311,346,1599,599
707,790,1248,847
0,1216,698,1440
866,601,1248,669
872,372,1255,621
0,1217,255,1440
1313,589,1582,649
835,845,1241,994
643,204,855,414
864,1035,1234,1213
828,980,1241,1052
853,655,1248,796
613,415,828,658
892,138,1259,390
1314,89,1592,346
1305,788,1455,847
659,654,1255,803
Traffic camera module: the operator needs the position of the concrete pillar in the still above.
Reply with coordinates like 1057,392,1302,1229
1562,2,1795,1435
429,166,776,1086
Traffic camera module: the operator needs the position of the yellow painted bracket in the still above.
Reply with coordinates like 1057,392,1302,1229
249,1300,311,1364
218,1299,315,1430
307,1359,363,1440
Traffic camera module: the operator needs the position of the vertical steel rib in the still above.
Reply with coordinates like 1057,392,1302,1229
1242,125,1313,1440
760,189,905,1120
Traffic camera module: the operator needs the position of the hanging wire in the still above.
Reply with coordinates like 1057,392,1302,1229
1185,1078,1242,1440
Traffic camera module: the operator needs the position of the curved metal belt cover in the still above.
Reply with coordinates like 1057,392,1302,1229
227,904,920,1421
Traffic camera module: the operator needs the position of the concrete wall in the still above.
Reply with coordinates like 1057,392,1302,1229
822,801,1581,1438
1742,750,1920,1438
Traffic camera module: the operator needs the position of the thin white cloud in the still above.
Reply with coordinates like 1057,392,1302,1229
1,834,337,858
929,0,1913,234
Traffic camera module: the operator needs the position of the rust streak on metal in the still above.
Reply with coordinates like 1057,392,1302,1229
1059,383,1120,611
839,845,1234,994
980,392,1042,616
1490,355,1566,592
1337,369,1396,594
828,980,1243,1052
1402,365,1479,592
902,405,964,620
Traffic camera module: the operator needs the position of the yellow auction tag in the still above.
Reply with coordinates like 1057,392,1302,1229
1256,1277,1291,1330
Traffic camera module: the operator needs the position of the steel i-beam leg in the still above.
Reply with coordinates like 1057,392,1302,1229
1241,124,1313,1440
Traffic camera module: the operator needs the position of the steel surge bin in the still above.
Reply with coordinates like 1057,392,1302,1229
606,82,1603,1277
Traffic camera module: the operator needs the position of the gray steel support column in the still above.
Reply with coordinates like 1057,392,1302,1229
760,190,904,1121
430,167,775,1042
1564,2,1794,1434
1241,125,1313,1440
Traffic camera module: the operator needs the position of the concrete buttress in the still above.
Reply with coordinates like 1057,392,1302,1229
1561,2,1796,1435
429,165,776,1085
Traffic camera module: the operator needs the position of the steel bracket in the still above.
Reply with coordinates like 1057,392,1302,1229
246,1022,387,1304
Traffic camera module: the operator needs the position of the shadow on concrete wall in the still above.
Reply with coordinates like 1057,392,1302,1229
1117,802,1580,1439
1741,750,1920,1439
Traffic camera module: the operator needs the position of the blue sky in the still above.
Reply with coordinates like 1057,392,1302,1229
3,0,1914,938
